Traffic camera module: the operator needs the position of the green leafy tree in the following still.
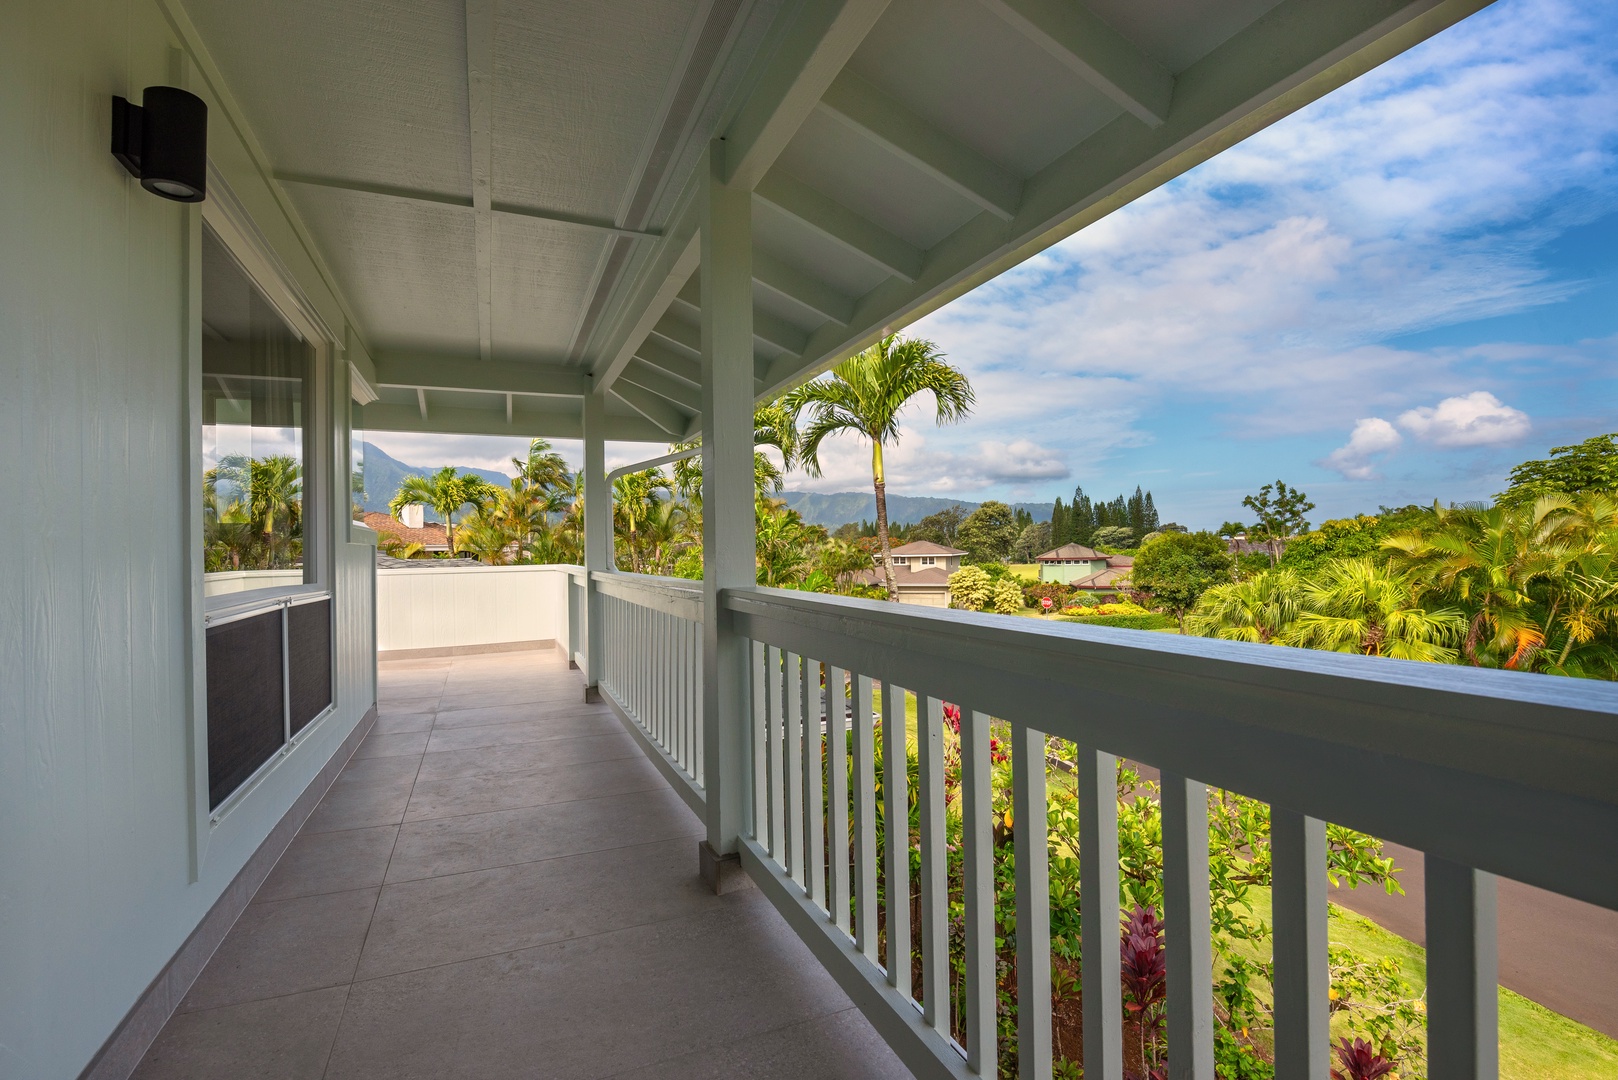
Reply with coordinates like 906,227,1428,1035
389,466,496,556
947,564,993,611
957,500,1020,563
1130,531,1234,631
788,335,974,601
1497,433,1618,507
612,469,673,573
1280,515,1396,574
1012,521,1052,563
911,504,969,547
1242,480,1315,565
1091,524,1136,550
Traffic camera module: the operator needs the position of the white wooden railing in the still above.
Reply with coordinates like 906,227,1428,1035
712,587,1618,1080
591,571,705,809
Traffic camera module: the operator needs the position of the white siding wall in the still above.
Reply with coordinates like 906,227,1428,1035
0,3,377,1075
377,565,572,653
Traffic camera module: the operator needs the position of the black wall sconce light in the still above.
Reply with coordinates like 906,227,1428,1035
112,87,208,202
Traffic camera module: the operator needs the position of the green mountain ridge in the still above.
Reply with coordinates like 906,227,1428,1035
358,442,512,521
779,491,1052,528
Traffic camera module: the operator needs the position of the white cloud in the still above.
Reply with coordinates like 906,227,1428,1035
1320,418,1404,479
1397,391,1531,446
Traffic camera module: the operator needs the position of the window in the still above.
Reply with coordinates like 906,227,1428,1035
921,556,935,566
197,219,331,813
200,223,315,597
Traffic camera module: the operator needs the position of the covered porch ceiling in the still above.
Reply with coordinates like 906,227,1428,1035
183,0,1492,444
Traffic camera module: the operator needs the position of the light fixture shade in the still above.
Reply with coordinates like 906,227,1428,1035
110,86,207,203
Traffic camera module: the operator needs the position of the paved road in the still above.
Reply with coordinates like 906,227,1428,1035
1331,841,1618,1038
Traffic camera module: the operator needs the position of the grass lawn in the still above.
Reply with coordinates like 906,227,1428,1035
1007,563,1039,580
1226,886,1618,1079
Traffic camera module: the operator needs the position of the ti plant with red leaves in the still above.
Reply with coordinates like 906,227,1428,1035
1121,904,1168,1079
1333,1036,1395,1080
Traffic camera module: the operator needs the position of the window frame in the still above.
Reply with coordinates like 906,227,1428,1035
188,182,340,845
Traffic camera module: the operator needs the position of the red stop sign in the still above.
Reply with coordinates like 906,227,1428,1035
1041,597,1053,610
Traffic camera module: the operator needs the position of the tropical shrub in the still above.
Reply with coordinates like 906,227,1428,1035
949,565,994,610
989,577,1025,614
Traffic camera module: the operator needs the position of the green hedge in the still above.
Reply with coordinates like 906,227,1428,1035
1062,612,1177,630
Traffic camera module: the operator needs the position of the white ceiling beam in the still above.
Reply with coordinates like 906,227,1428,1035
752,251,853,326
980,0,1174,127
272,174,659,238
757,0,1488,401
505,393,513,424
753,308,809,356
818,70,1022,220
722,0,894,189
374,353,590,397
650,313,702,356
755,170,923,282
417,388,428,420
619,359,702,413
465,0,495,362
589,214,702,392
634,338,702,385
610,383,693,437
362,401,670,442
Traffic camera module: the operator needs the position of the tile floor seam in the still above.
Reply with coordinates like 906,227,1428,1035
412,746,650,782
343,898,762,991
383,825,706,886
348,732,430,1001
316,982,355,1080
398,780,671,825
592,1006,867,1080
421,724,630,750
379,832,703,892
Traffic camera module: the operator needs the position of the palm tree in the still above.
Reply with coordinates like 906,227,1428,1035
1284,558,1465,662
388,466,495,556
1186,569,1301,644
756,500,811,587
613,469,672,573
513,437,571,492
1384,502,1567,667
787,335,974,601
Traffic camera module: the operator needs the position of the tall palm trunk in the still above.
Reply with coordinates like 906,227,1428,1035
872,441,898,601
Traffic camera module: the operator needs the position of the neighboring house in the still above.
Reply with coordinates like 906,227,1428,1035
1226,534,1286,559
362,508,450,553
851,540,967,607
1070,554,1134,593
1036,543,1112,584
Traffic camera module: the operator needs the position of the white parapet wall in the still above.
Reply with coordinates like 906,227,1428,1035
376,563,574,654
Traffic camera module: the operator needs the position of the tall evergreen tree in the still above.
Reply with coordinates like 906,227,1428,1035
1050,497,1070,547
1071,486,1096,546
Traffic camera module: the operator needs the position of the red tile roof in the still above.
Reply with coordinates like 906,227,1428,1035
361,511,450,549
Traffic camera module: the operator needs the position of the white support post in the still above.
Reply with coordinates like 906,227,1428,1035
698,138,755,893
1426,856,1499,1080
1079,746,1122,1080
581,388,609,701
1272,810,1329,1079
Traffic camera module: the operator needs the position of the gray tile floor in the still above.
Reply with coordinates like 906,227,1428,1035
134,649,912,1080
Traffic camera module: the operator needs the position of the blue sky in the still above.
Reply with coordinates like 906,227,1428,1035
372,0,1618,529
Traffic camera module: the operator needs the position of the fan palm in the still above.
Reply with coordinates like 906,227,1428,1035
786,335,974,601
1186,569,1301,644
389,466,496,555
1284,558,1464,661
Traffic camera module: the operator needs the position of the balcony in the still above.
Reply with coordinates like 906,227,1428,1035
133,569,1618,1079
134,644,909,1079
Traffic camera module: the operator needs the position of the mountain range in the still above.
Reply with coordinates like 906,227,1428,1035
778,491,1052,528
358,442,512,520
357,442,1053,528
